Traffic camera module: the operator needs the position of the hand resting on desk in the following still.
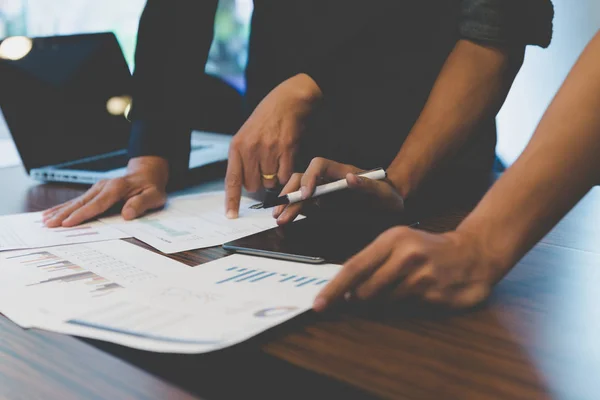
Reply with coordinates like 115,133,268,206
43,156,169,227
313,227,494,311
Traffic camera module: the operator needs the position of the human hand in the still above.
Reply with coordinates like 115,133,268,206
225,73,322,219
313,227,498,311
42,156,169,227
273,157,404,225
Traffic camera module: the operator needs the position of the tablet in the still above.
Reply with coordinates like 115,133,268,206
223,213,419,264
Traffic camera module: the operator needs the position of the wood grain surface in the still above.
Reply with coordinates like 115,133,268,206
1,165,599,399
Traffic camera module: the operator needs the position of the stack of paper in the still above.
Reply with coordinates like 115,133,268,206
0,242,340,353
100,192,301,253
0,191,330,353
0,193,295,254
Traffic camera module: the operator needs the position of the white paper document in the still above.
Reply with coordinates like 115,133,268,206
100,192,302,253
0,240,190,326
0,243,340,353
0,212,129,252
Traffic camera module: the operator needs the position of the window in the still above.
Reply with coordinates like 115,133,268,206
0,0,252,91
0,0,251,167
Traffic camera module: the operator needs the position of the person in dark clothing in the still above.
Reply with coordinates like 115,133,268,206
312,30,600,311
44,0,554,227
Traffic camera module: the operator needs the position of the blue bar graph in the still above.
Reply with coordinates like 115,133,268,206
297,278,318,287
216,269,256,284
251,272,277,282
215,266,330,288
236,271,266,282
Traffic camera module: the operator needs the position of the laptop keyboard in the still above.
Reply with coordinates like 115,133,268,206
60,144,209,172
61,152,129,172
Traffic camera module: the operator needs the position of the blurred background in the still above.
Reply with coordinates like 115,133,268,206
0,0,599,168
0,0,251,89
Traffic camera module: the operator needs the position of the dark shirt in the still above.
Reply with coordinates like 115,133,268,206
128,0,554,176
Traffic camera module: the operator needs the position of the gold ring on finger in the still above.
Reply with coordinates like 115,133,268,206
261,173,277,180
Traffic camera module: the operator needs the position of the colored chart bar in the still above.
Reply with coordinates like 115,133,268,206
215,266,330,289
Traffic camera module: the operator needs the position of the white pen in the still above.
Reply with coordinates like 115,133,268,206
249,168,387,209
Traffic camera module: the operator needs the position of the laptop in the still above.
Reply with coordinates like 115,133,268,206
0,32,230,184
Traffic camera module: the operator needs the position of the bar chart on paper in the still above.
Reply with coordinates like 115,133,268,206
98,193,299,253
46,225,106,239
5,251,123,297
215,266,331,288
0,253,340,353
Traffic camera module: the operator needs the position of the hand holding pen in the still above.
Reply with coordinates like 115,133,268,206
263,158,404,225
250,168,387,209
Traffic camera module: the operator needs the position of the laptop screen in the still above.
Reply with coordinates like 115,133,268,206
0,33,132,172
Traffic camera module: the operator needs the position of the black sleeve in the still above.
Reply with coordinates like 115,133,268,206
460,0,554,48
128,0,218,174
296,2,377,95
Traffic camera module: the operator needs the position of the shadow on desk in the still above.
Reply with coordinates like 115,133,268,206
82,312,377,400
260,299,550,398
81,292,549,399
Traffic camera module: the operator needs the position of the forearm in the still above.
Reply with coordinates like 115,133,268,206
457,32,600,279
283,74,323,116
387,39,523,199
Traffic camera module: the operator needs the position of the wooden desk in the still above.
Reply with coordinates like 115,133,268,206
1,165,599,399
